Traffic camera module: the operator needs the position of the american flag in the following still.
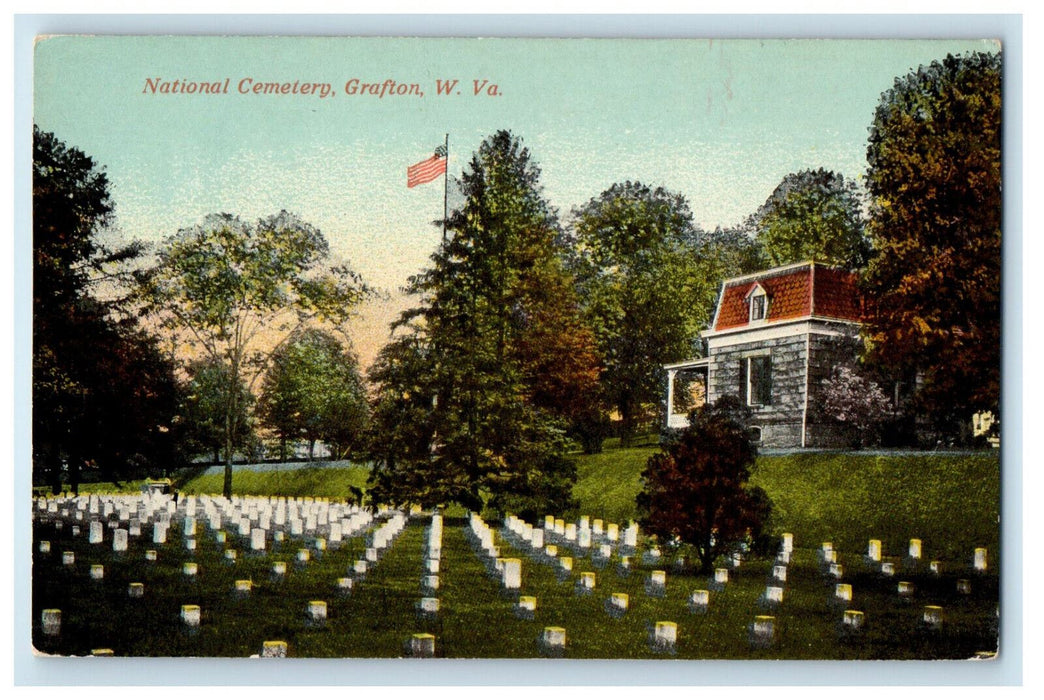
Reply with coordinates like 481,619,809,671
407,145,448,188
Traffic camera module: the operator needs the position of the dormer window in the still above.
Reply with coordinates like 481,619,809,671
747,284,768,323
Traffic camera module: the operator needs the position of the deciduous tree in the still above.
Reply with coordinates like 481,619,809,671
259,328,369,461
568,182,716,445
862,52,1001,434
637,395,771,574
137,211,371,497
33,127,179,493
751,168,870,269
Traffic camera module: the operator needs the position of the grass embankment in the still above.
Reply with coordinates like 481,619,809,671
180,465,370,500
572,448,1000,563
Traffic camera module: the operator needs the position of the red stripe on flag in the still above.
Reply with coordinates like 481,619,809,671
407,155,447,188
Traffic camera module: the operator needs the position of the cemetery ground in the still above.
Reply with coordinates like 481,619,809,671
31,448,1000,659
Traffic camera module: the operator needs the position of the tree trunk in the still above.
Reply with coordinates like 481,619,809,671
619,399,634,447
308,439,315,462
69,456,80,497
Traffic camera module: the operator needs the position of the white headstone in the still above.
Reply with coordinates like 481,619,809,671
261,641,288,658
843,609,865,630
773,565,787,583
714,568,729,585
752,615,774,641
579,571,596,590
297,549,310,563
690,589,710,608
153,524,167,544
610,592,629,611
181,605,201,627
145,550,157,562
835,583,853,602
923,605,944,630
89,520,104,544
62,551,75,566
419,597,439,614
653,621,677,650
354,560,368,575
338,577,353,593
426,558,439,574
424,575,439,591
530,529,545,549
128,582,144,598
250,528,266,551
41,609,61,636
974,548,988,571
606,523,619,542
908,538,922,559
38,541,50,553
503,559,522,589
781,533,794,552
868,539,882,562
235,580,252,594
90,564,104,580
898,581,914,596
765,586,784,604
559,557,573,573
543,626,566,651
308,601,327,623
183,562,198,576
272,561,287,576
411,633,435,658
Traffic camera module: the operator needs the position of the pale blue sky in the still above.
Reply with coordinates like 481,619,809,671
33,36,997,364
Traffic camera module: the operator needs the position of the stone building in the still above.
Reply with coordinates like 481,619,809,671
665,261,863,448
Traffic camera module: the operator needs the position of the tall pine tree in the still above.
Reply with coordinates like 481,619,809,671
368,131,600,518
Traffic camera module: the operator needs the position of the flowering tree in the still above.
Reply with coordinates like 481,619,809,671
820,366,892,447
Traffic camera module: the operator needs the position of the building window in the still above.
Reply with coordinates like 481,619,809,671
740,355,772,406
749,290,767,322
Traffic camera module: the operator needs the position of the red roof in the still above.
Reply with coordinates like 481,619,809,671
712,262,862,332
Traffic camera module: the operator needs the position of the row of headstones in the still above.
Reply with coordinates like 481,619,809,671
502,513,650,580
417,514,443,617
781,536,991,639
35,506,410,651
34,493,380,556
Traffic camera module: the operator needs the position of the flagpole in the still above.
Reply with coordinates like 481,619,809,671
442,133,449,243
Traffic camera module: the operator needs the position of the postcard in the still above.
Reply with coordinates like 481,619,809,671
29,34,1003,664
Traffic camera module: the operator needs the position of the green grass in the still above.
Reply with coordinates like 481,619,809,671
180,466,370,501
747,452,1000,563
31,513,999,658
572,448,1000,563
37,445,1000,657
571,446,652,523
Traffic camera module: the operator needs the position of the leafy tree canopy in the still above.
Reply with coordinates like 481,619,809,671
259,328,369,461
751,168,870,269
567,182,719,444
638,395,771,574
33,127,179,493
862,52,1001,430
137,211,372,496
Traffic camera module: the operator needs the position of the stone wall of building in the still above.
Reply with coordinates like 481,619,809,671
707,334,807,448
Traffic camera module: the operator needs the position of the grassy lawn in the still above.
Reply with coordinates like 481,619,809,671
31,511,998,658
35,445,999,658
571,447,1000,563
179,465,370,501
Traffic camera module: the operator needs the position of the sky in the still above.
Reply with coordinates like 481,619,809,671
33,36,997,369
